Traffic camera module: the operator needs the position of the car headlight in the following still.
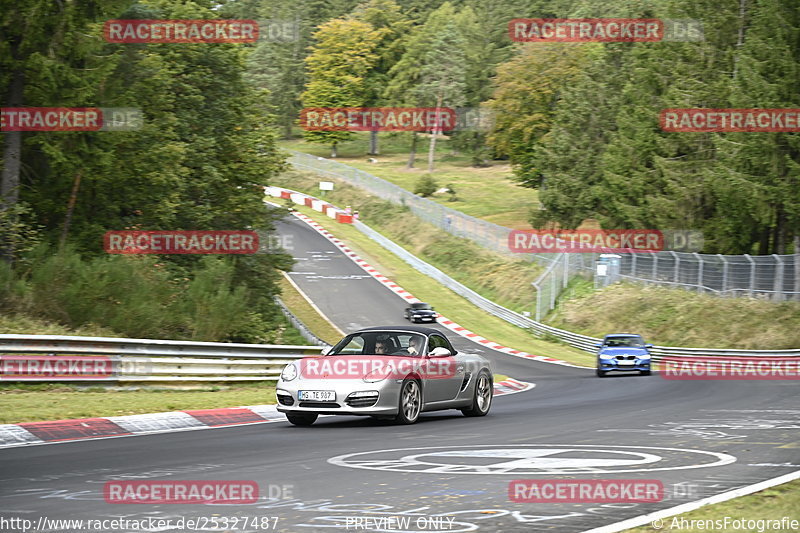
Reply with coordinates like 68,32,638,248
281,363,298,381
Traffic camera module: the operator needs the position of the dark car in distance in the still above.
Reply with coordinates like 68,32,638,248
404,302,437,323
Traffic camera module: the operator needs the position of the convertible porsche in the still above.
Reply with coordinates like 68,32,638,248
276,326,493,426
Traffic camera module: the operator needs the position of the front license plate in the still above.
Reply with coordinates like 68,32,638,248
618,361,635,366
299,390,335,401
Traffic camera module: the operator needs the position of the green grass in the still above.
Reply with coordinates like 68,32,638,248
274,169,544,315
0,382,277,424
624,478,800,532
548,280,800,350
278,132,539,229
0,312,123,337
278,274,343,345
286,202,594,366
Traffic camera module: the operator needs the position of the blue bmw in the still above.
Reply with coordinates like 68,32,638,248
595,334,653,377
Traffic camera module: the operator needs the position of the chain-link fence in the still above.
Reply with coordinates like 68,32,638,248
287,150,800,305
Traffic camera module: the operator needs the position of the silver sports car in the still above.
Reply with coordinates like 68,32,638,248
276,326,493,426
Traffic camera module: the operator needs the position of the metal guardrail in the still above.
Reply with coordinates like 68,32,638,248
352,220,800,359
274,296,332,348
0,335,324,382
288,150,800,301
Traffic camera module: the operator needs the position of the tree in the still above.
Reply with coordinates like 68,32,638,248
300,17,382,157
385,2,468,171
351,0,412,154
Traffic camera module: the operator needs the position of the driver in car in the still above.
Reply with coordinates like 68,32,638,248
375,340,390,354
407,336,424,356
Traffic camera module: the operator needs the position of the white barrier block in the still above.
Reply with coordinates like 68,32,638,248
290,193,306,205
106,412,206,433
312,199,327,212
0,425,44,447
326,207,339,219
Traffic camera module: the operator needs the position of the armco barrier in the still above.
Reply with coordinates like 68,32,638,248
266,186,800,361
0,335,323,383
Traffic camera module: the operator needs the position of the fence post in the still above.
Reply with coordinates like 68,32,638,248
745,254,755,297
671,251,680,284
718,254,728,296
694,252,703,293
773,254,784,301
652,253,658,281
630,252,636,278
533,282,541,322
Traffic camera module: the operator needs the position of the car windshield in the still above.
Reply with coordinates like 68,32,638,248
329,332,427,357
604,336,646,348
411,303,432,310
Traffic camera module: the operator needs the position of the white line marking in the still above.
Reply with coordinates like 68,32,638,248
581,469,800,533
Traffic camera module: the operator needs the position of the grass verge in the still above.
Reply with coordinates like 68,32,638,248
278,273,343,345
274,169,544,315
548,280,800,350
624,478,800,532
284,202,594,367
0,382,277,424
278,133,539,229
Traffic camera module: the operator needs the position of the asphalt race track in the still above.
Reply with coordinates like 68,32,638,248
1,213,798,533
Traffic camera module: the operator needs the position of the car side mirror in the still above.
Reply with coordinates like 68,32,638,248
645,344,653,349
594,343,602,348
321,346,331,355
429,347,452,358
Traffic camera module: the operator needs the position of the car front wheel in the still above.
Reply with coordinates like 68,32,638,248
596,368,607,377
286,413,318,426
462,371,492,417
394,379,422,424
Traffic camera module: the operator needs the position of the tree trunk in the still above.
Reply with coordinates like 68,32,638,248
368,130,379,155
60,171,82,250
407,132,417,169
774,207,786,254
1,68,24,209
427,92,444,173
1,66,25,264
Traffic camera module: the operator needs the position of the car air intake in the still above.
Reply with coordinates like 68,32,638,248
345,392,379,407
299,401,340,408
277,394,294,406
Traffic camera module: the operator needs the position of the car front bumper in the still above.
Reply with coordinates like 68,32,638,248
276,378,403,416
598,359,651,372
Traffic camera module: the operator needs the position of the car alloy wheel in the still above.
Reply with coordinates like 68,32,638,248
395,379,421,424
462,371,492,417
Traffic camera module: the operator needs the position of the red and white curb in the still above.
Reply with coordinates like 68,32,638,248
493,377,535,396
287,208,585,369
0,378,531,449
